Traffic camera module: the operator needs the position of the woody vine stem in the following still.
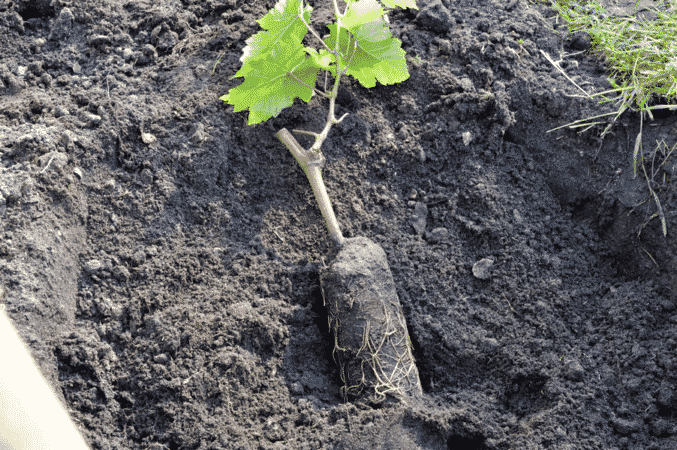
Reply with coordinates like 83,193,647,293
275,0,355,248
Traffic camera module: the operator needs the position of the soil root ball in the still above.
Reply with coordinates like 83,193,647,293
322,237,423,404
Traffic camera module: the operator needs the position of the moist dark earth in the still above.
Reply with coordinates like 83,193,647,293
2,0,677,448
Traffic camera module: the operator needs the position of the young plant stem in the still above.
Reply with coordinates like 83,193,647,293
275,3,351,248
277,128,345,247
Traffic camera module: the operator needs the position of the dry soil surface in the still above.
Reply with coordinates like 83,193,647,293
2,0,677,449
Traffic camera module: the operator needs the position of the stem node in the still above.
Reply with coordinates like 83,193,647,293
277,128,344,247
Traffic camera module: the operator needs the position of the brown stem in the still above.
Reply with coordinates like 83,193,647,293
277,128,344,247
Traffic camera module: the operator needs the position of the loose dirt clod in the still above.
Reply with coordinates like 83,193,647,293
322,236,422,404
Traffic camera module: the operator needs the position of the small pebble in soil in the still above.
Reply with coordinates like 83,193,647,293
462,131,473,146
566,359,585,382
84,259,102,273
80,111,101,126
32,38,46,52
472,258,494,280
426,227,449,244
141,132,156,145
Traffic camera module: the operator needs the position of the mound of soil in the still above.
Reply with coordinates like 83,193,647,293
1,0,677,449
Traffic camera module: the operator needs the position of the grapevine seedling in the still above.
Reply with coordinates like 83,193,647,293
221,0,418,247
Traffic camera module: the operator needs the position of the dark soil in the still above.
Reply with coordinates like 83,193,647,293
2,0,677,449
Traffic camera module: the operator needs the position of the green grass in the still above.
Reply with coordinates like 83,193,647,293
542,0,677,237
544,0,677,137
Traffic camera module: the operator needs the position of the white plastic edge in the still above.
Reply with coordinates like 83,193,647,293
0,305,91,450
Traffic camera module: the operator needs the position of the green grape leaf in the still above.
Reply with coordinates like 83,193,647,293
345,0,418,10
341,0,387,29
221,41,321,125
377,0,418,9
326,18,409,88
304,47,337,75
222,0,416,124
240,0,313,65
